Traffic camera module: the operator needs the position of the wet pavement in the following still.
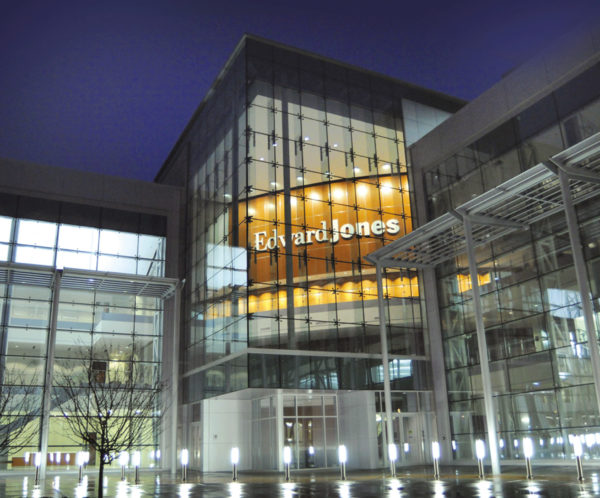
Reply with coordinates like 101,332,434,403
2,465,600,497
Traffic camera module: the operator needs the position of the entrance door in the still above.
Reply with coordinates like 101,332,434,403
391,413,425,465
400,414,424,464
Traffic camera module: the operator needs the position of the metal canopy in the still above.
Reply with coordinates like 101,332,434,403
0,262,178,299
366,132,600,269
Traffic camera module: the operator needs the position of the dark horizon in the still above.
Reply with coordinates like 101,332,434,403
1,0,599,182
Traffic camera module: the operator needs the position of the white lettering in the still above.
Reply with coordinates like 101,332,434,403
340,223,355,239
386,218,400,235
294,231,306,246
253,217,401,250
266,230,277,250
331,220,340,244
315,221,328,242
371,220,385,236
254,231,267,251
356,221,370,236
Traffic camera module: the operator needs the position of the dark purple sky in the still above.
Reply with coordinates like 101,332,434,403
1,0,599,182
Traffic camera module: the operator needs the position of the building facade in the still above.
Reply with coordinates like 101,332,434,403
0,159,182,474
1,24,600,476
155,35,464,471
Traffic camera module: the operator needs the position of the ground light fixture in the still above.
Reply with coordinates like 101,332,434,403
338,445,347,480
76,451,86,482
231,447,239,481
388,443,398,477
132,450,141,484
181,448,189,482
34,452,41,485
119,451,129,481
431,441,440,479
283,446,292,481
573,436,584,481
475,439,486,479
522,437,533,479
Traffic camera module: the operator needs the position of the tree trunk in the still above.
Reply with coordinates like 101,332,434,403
97,457,104,498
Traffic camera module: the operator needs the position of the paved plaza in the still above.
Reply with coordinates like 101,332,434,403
1,465,599,497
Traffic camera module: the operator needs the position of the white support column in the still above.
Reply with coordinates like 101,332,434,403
558,169,600,415
463,217,500,475
39,269,62,480
422,267,453,462
276,390,284,472
169,285,182,476
375,263,395,465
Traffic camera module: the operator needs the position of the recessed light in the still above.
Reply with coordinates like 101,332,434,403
297,176,304,182
354,167,360,173
333,143,338,147
304,136,310,141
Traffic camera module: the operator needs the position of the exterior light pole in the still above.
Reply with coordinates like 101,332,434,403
573,436,584,481
34,452,42,485
231,447,239,481
181,449,189,482
523,438,533,480
283,446,292,481
76,451,85,482
338,445,347,480
119,451,129,481
475,439,486,479
132,451,141,484
431,441,440,479
388,443,397,477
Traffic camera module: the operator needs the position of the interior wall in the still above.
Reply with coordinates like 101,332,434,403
201,398,252,471
337,391,379,469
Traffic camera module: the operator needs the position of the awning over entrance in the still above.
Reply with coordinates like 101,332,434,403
365,132,600,269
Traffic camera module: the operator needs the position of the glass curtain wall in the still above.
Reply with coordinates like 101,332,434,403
0,214,166,468
425,62,600,461
184,38,430,401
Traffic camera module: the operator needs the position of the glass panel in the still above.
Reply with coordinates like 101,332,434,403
16,220,57,247
14,246,54,266
57,225,99,252
0,216,12,242
99,230,138,257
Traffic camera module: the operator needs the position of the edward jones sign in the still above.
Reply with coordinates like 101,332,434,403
253,218,401,251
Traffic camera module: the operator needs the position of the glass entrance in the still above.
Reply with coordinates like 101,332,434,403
394,413,425,464
283,394,338,469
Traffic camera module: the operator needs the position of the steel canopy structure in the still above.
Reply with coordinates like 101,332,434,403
365,132,600,270
366,132,600,475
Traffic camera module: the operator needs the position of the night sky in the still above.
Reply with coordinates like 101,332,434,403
1,1,599,182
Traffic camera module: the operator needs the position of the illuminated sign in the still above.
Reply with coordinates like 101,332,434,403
253,218,401,251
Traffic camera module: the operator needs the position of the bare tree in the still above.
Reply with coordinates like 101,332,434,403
52,349,164,498
0,366,39,460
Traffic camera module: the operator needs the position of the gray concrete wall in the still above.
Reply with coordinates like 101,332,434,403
411,23,600,173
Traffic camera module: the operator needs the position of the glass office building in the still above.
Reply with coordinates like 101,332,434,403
422,63,600,462
156,35,463,470
2,25,600,477
0,175,180,474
